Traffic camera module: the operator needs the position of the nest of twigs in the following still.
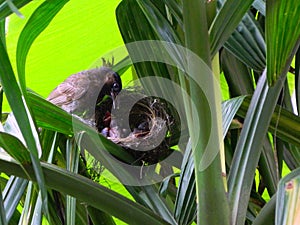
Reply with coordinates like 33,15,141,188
95,88,180,165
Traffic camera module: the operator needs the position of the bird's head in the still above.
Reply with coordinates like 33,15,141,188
97,67,122,107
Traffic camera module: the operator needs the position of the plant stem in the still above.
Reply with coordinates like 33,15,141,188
182,0,229,224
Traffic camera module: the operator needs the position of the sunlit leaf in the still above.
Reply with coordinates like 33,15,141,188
0,132,30,164
276,167,300,225
0,30,47,216
0,158,171,225
16,0,69,92
27,91,73,135
266,0,300,85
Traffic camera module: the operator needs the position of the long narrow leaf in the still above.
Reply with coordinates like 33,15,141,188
0,19,5,49
2,177,28,223
16,0,69,92
27,91,73,135
0,0,31,20
295,47,300,112
87,206,116,225
252,194,276,225
66,138,80,225
0,185,7,225
221,96,246,138
224,12,266,72
0,156,171,225
228,71,285,225
0,132,31,164
0,32,47,217
253,0,266,16
220,48,254,96
276,167,300,225
238,97,300,148
18,181,35,224
174,140,196,225
31,192,43,225
258,138,279,196
174,97,245,225
266,0,300,85
209,0,255,56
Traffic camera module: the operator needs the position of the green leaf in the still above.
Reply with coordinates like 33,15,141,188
221,96,246,138
27,91,73,135
136,0,181,44
276,167,300,225
209,0,255,56
0,184,7,225
31,191,43,225
258,138,279,196
0,32,47,217
295,47,300,112
228,71,285,224
266,0,300,85
174,141,196,225
139,185,177,225
116,0,182,87
174,96,245,225
159,173,179,198
65,138,80,225
0,157,171,225
238,96,300,148
0,0,32,20
19,181,36,224
27,90,136,166
0,19,6,49
87,206,116,225
224,12,266,72
220,49,254,96
16,0,69,92
253,0,266,16
0,132,31,164
2,177,28,223
252,194,276,225
5,0,24,18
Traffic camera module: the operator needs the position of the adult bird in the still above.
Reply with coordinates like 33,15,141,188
47,66,122,126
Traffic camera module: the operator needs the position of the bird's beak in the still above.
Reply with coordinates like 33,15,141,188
111,91,117,109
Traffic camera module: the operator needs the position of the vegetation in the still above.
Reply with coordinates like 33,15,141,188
0,0,300,225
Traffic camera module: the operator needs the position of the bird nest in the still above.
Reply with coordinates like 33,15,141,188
95,88,180,165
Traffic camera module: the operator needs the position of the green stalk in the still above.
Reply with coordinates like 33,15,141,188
182,1,229,224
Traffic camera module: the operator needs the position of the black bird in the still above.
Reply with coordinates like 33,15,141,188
47,66,122,126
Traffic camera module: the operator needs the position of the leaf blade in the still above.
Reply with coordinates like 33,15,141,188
16,0,69,92
0,157,171,225
266,0,300,85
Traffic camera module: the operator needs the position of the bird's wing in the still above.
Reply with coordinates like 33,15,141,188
47,74,90,106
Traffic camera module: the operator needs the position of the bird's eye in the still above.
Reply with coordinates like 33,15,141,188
112,82,120,93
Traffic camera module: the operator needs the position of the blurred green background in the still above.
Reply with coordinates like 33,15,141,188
5,0,123,110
